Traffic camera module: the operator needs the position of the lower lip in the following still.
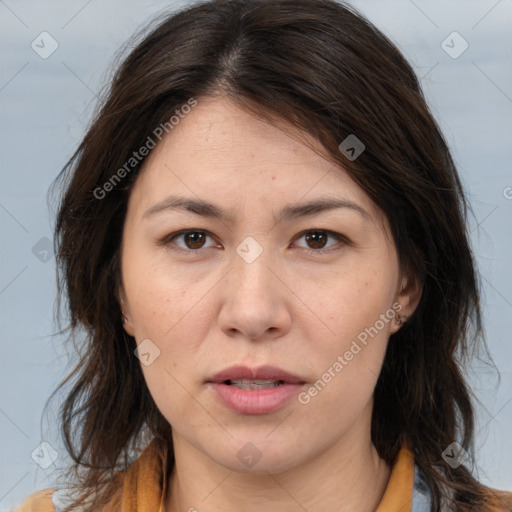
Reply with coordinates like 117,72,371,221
209,382,304,414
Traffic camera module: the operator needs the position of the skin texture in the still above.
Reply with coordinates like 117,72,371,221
119,96,422,512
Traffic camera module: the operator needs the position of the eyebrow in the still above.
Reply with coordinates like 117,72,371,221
143,195,370,223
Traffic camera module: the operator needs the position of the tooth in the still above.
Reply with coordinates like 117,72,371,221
230,379,276,385
228,379,283,390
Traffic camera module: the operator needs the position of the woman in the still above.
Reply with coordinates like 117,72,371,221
16,0,512,510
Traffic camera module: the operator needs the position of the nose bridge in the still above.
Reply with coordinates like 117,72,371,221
232,237,274,299
218,238,291,339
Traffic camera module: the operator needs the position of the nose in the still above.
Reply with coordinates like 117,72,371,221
217,247,292,341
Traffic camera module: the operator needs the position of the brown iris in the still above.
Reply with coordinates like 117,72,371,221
305,231,328,249
184,232,207,249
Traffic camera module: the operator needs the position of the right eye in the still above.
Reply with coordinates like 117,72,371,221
161,229,219,252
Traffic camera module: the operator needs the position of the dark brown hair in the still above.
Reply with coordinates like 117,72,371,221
51,0,511,510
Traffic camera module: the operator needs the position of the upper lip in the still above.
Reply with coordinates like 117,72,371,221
208,365,305,384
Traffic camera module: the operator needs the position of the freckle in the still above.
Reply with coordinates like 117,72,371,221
272,176,276,180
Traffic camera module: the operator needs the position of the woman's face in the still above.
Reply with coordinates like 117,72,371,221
120,96,419,473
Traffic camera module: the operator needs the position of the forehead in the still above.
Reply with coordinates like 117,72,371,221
127,96,380,221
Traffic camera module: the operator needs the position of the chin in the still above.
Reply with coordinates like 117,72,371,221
206,438,307,475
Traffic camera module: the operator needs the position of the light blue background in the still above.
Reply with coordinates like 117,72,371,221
1,0,511,509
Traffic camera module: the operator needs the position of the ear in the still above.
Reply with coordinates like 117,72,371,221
389,272,422,335
118,286,136,337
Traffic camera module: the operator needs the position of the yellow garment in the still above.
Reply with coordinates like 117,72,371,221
376,446,414,512
14,441,415,512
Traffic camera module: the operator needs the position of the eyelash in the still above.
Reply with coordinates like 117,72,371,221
159,229,351,256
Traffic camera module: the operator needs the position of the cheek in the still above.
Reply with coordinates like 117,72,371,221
125,259,211,341
292,267,396,413
125,266,218,401
132,291,214,430
296,262,397,343
297,319,389,433
141,362,216,450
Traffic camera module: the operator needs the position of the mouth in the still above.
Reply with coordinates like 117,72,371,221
207,365,306,415
208,364,305,385
223,379,286,390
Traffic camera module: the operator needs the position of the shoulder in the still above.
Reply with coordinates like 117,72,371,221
488,488,512,512
12,439,166,512
13,489,55,512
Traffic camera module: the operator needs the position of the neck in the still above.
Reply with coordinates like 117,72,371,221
165,409,391,512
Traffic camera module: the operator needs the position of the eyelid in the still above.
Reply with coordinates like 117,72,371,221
159,229,219,252
292,229,351,254
159,228,351,254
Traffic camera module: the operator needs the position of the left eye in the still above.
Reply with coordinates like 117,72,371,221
294,230,346,252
